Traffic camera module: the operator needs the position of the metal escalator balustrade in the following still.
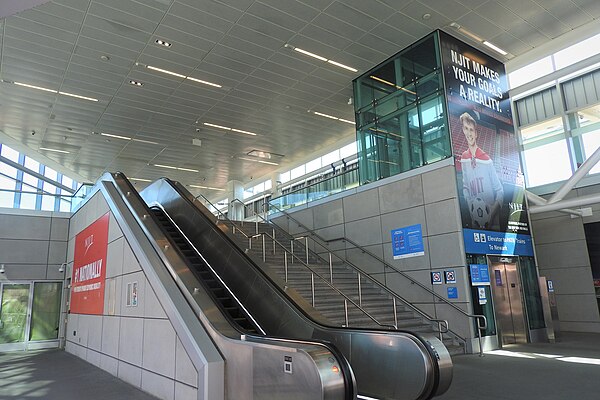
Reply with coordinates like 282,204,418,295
149,207,262,334
141,177,454,400
98,172,357,400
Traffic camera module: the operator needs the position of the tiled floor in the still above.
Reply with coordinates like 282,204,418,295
1,331,599,400
0,349,157,400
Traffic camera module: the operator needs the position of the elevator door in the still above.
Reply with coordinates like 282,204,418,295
489,259,527,345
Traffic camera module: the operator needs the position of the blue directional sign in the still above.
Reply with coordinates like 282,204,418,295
391,224,425,259
447,287,458,299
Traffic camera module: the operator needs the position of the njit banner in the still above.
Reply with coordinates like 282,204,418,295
71,213,110,314
440,31,534,256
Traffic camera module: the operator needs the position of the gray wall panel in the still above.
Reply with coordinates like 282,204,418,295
425,199,462,236
422,166,457,204
345,216,382,247
342,187,380,222
378,175,423,213
313,199,343,229
379,206,427,239
0,214,51,240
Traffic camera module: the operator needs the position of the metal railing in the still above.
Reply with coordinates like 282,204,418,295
231,198,451,340
269,164,360,212
197,194,399,330
266,201,488,355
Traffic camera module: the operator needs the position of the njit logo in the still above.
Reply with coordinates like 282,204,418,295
473,232,486,243
84,234,94,255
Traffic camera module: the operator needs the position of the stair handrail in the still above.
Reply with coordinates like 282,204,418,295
231,198,452,340
266,201,489,352
196,195,397,330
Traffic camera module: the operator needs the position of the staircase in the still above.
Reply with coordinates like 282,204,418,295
217,219,464,354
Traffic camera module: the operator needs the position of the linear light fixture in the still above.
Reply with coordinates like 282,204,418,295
146,65,222,88
13,81,98,102
59,91,99,102
130,177,152,182
189,184,226,191
483,41,508,56
40,147,70,154
369,75,417,95
153,164,199,172
450,22,510,57
203,122,257,136
284,44,358,73
238,157,279,166
312,111,355,125
100,132,158,145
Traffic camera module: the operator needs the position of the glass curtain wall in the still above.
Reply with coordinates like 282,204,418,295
353,32,451,184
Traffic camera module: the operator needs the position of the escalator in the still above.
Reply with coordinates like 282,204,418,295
141,177,453,400
94,172,357,400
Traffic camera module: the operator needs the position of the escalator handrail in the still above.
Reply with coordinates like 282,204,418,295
106,172,358,399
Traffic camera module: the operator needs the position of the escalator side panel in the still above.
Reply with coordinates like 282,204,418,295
141,178,452,400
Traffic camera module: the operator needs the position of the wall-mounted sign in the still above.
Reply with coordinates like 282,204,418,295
391,224,425,259
126,282,138,307
440,31,534,257
469,264,491,286
444,270,457,284
71,213,110,315
547,280,554,293
431,271,443,285
447,287,458,299
463,229,534,256
478,287,487,305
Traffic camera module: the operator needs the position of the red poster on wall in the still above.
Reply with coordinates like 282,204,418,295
70,213,110,314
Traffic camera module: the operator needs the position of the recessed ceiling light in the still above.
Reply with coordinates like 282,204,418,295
129,80,144,86
155,39,172,47
238,157,279,166
40,147,70,154
100,55,110,61
153,164,199,173
12,81,99,101
312,111,356,125
145,65,222,88
422,13,431,20
100,132,158,145
14,82,57,93
203,122,257,136
189,184,226,191
284,44,358,73
59,91,99,102
483,41,508,56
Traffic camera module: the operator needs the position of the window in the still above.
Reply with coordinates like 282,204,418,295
340,142,357,158
0,144,19,162
508,57,554,89
521,118,572,187
290,165,305,180
570,104,600,174
0,142,79,211
554,33,600,70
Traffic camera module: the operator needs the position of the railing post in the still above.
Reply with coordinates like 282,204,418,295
255,218,258,235
305,236,309,265
262,234,266,262
477,318,484,357
272,229,276,254
284,252,288,282
344,299,349,327
329,253,333,284
290,240,294,263
393,298,398,329
311,273,315,307
438,321,444,342
358,272,362,307
248,236,252,250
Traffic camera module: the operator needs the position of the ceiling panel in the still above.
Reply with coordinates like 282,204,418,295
0,0,596,196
